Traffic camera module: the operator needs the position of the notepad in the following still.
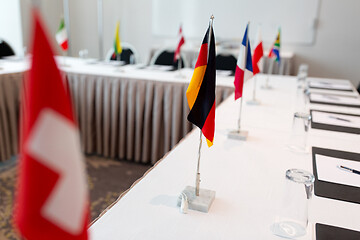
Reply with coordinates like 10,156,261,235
310,93,360,107
309,81,353,91
312,147,360,204
315,154,360,188
316,223,360,240
311,111,360,129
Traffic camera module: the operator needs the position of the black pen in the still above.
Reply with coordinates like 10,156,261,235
338,165,360,175
328,115,351,122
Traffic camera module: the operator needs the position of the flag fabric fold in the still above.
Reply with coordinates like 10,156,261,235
174,25,185,62
55,18,68,51
113,21,122,57
268,28,281,63
234,24,253,100
14,10,89,240
186,25,216,147
252,27,264,75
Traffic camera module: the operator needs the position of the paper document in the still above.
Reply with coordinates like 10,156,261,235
309,79,353,90
312,111,360,128
316,154,360,188
310,93,360,106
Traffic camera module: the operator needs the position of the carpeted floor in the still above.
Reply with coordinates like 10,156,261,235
0,155,152,240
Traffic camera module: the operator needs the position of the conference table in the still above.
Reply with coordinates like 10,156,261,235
89,75,360,239
0,57,233,163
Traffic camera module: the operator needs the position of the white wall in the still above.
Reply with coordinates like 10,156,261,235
0,0,23,56
19,0,360,87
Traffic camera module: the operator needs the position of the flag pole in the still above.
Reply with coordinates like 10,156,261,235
237,22,249,132
252,75,257,101
195,14,214,197
63,0,71,56
195,130,202,196
97,0,104,60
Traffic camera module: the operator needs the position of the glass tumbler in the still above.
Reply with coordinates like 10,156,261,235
271,169,315,239
287,112,311,153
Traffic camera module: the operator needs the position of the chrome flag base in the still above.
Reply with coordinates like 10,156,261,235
177,186,215,213
246,99,261,105
261,84,273,90
228,130,248,141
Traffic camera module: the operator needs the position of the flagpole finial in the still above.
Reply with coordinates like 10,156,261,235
210,15,214,28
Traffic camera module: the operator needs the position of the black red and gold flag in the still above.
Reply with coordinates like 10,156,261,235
186,25,216,147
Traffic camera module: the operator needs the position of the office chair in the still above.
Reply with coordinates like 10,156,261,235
215,53,237,73
0,40,15,59
106,42,139,64
149,48,187,69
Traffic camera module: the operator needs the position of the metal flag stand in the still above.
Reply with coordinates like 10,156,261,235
228,23,250,141
262,55,275,90
246,75,261,105
177,16,216,214
97,0,104,61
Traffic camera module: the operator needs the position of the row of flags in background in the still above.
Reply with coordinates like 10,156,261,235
187,24,281,146
234,26,281,100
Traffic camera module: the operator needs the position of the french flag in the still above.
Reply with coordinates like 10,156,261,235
234,24,253,100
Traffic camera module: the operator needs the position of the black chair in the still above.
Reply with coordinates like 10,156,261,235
357,83,360,94
150,48,187,69
0,40,15,59
106,42,138,64
215,54,237,73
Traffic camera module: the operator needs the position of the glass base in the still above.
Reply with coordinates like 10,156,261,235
271,221,306,239
286,144,309,154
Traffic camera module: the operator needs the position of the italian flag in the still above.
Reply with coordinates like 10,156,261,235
56,19,68,51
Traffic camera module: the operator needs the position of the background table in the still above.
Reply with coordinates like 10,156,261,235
150,45,294,75
0,58,233,163
89,75,360,239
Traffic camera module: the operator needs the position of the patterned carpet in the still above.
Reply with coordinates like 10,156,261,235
0,155,152,240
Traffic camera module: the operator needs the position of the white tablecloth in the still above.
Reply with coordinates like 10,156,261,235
0,57,234,163
89,75,360,239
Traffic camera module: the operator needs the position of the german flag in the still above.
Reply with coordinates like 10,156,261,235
186,25,216,147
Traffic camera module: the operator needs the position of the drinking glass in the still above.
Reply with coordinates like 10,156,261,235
287,112,311,153
271,169,315,239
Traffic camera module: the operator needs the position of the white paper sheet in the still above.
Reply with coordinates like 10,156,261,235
312,111,360,129
310,93,360,106
316,154,360,188
309,79,353,90
216,70,233,76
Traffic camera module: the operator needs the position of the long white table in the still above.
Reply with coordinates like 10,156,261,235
0,57,233,163
89,75,360,239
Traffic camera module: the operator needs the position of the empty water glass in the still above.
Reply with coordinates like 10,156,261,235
287,112,311,153
271,169,315,239
79,49,89,59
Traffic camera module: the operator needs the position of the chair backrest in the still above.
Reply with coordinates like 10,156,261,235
215,53,237,73
106,42,139,64
0,40,15,58
150,47,187,69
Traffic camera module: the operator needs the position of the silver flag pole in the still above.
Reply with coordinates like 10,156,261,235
63,0,71,56
97,0,104,60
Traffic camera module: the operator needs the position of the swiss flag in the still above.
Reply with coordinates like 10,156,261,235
14,10,89,240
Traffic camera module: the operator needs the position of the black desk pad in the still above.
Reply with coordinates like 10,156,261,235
309,94,360,108
316,223,360,240
310,110,360,134
312,147,360,204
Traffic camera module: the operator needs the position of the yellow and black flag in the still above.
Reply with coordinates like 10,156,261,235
186,25,216,147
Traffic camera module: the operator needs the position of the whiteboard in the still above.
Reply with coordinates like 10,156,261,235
152,0,319,44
